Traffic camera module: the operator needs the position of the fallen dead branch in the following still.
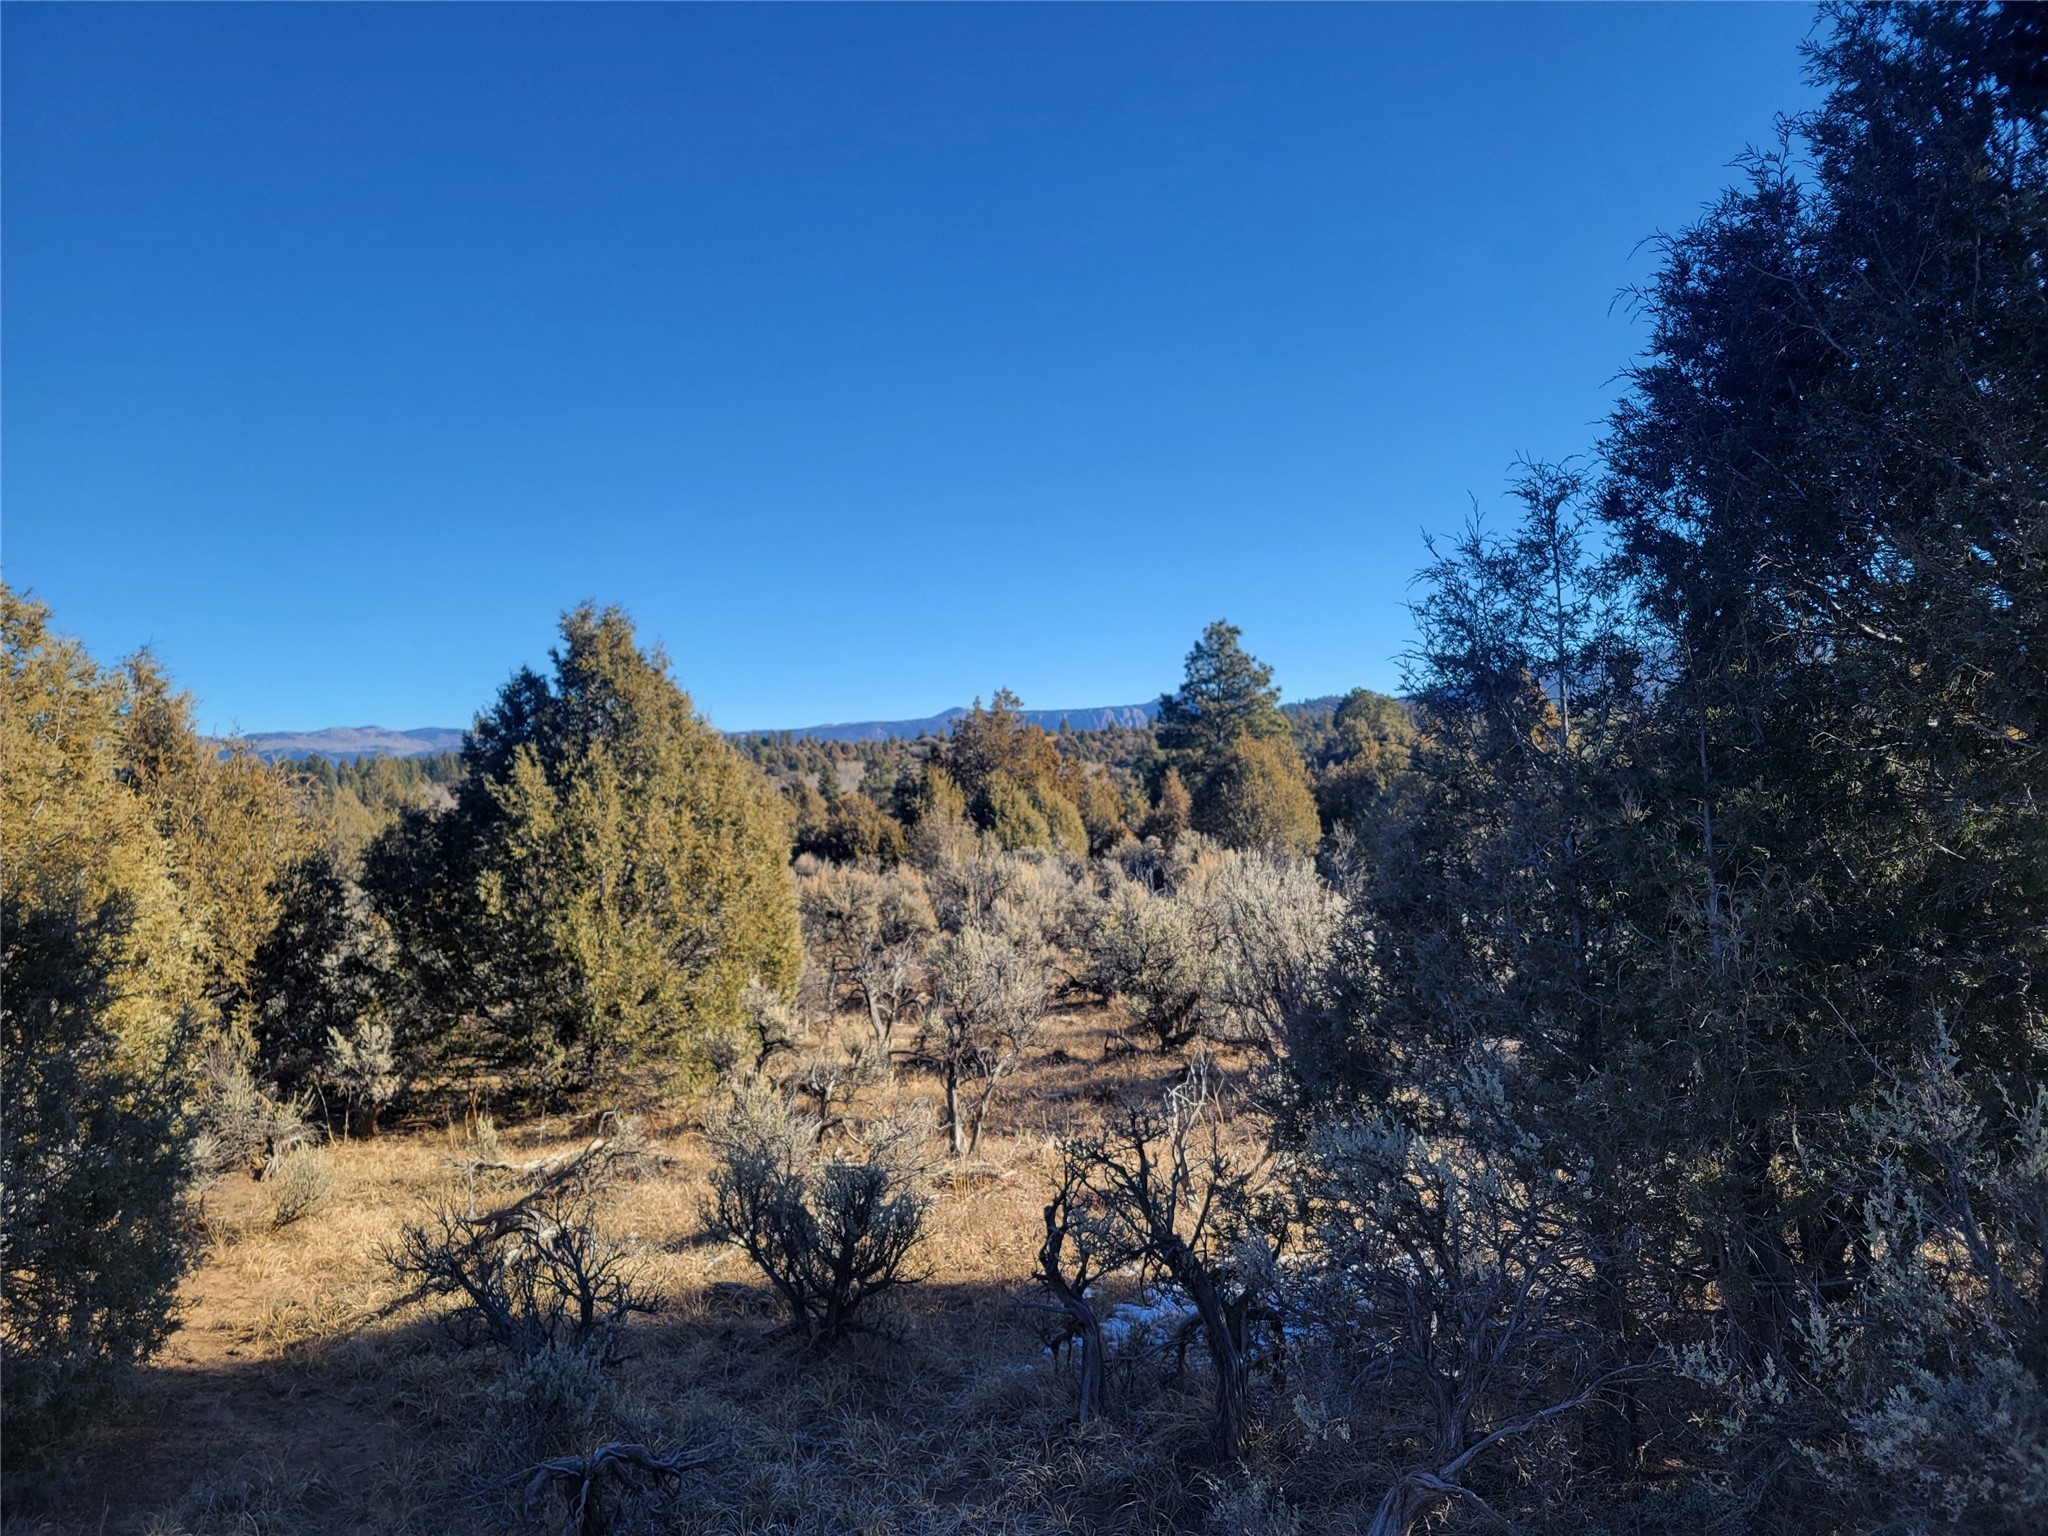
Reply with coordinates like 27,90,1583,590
522,1440,724,1536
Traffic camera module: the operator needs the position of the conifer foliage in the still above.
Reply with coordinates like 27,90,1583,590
1,591,205,1458
1292,8,2048,1525
1158,622,1319,854
366,605,800,1099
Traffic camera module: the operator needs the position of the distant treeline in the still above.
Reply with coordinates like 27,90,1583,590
731,687,1388,868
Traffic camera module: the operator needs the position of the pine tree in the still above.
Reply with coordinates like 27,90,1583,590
1158,622,1316,851
1156,620,1290,762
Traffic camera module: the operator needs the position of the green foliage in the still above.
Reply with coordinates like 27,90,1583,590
290,751,465,868
1063,761,1131,855
1140,766,1193,850
1203,732,1320,856
121,656,312,1034
909,762,967,826
1156,621,1289,761
938,691,1090,856
1304,689,1415,830
242,850,390,1099
802,785,908,867
1158,624,1318,853
1291,8,2048,1526
0,588,202,1459
365,604,801,1100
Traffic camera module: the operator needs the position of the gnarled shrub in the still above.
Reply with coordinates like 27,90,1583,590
703,1088,929,1349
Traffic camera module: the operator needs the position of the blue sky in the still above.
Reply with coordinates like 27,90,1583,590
5,4,1817,734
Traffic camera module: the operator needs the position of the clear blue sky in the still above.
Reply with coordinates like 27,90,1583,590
5,3,1818,734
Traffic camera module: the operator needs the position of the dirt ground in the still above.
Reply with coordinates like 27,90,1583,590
13,1008,1313,1536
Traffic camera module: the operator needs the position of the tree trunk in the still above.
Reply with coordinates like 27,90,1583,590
862,987,895,1075
1364,1476,1452,1536
1172,1250,1249,1459
1038,1203,1107,1424
1046,1289,1106,1424
966,1060,1009,1156
945,1066,965,1158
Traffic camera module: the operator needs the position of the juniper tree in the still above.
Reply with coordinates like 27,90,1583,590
1293,8,2048,1524
938,691,1088,856
1591,8,2048,1510
365,604,801,1101
0,589,204,1459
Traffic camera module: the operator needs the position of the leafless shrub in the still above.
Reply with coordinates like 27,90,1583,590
1303,1062,1621,1536
1051,1064,1288,1458
776,1031,888,1133
468,1343,679,1536
523,1440,724,1536
737,978,804,1070
702,1087,930,1350
460,1121,651,1197
1029,1156,1139,1425
388,1185,653,1359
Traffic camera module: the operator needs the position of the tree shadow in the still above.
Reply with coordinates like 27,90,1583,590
14,1275,1237,1536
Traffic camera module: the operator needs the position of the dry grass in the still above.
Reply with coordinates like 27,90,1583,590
14,1008,1355,1536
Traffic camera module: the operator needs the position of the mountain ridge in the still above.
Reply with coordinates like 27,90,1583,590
237,696,1355,760
237,704,1163,759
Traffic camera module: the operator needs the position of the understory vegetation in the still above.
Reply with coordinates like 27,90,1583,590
4,6,2045,1533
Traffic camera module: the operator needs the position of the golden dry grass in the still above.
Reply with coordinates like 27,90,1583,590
14,1008,1342,1536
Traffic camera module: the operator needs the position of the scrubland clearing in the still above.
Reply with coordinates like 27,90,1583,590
34,1011,1333,1536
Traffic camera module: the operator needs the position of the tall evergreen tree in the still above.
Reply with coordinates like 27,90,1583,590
1156,620,1290,761
0,589,204,1459
1158,621,1317,851
1298,8,2046,1523
365,604,801,1100
120,655,311,1040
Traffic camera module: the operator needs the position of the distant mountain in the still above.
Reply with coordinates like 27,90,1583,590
244,696,1365,760
244,704,1166,759
734,703,1160,743
239,725,467,762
